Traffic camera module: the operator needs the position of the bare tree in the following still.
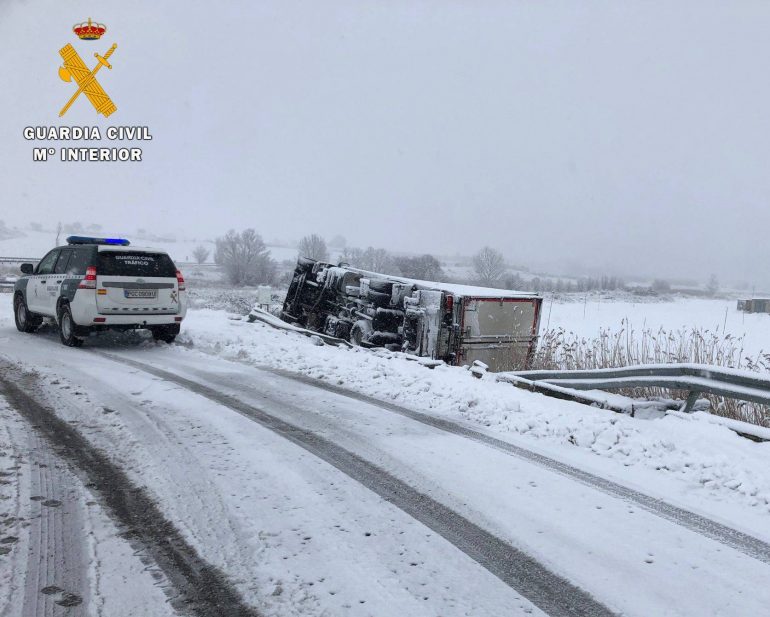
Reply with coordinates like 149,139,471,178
359,247,400,275
214,229,275,286
192,244,211,264
394,254,445,281
337,246,400,275
55,222,62,245
473,246,506,286
339,246,363,264
297,234,329,261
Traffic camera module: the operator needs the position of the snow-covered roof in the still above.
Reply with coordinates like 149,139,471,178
348,267,539,299
96,244,168,254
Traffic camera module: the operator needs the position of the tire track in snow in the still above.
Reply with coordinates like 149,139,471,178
23,427,88,616
104,351,770,567
255,364,770,567
100,353,617,617
0,367,261,617
241,363,770,568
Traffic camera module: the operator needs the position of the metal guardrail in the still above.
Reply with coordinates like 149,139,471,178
1,257,36,292
505,364,770,441
512,364,770,410
247,306,352,347
247,307,444,368
0,256,39,265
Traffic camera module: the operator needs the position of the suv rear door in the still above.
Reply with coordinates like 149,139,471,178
95,249,180,315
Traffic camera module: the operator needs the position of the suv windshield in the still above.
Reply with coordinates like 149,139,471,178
98,252,177,277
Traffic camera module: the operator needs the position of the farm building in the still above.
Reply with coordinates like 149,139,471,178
738,298,770,314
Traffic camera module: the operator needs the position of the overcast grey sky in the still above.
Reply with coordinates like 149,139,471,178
1,0,768,285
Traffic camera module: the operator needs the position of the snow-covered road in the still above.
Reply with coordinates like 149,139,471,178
1,309,770,615
0,377,177,617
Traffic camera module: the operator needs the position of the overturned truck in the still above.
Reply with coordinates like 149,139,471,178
280,258,543,372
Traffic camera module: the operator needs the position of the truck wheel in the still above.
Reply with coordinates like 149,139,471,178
349,320,372,346
14,294,41,333
58,304,84,347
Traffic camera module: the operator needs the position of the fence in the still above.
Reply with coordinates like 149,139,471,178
0,257,39,265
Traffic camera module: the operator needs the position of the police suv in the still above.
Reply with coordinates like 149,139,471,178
13,236,187,347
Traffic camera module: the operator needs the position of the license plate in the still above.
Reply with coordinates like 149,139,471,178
124,289,157,299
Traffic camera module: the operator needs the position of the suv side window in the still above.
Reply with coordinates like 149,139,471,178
35,250,60,275
54,249,73,274
65,247,93,276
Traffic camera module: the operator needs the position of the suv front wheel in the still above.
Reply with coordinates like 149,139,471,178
58,304,84,347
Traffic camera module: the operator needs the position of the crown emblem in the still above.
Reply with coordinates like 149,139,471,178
73,17,106,41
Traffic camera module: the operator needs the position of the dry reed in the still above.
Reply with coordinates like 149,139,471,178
531,320,770,426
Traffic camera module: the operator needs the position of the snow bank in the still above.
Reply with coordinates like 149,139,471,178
178,308,770,519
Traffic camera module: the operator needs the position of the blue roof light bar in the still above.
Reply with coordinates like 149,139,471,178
66,236,131,246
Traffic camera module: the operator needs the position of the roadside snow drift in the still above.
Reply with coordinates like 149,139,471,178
178,307,770,524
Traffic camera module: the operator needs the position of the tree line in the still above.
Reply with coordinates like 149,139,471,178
209,230,627,293
209,231,450,286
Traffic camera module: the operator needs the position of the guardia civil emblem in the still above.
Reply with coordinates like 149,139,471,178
58,18,118,117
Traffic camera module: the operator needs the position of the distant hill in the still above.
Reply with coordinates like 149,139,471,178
0,228,333,266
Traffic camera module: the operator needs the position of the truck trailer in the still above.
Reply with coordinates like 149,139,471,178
280,258,543,372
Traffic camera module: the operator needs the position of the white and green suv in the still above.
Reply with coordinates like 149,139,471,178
13,236,187,347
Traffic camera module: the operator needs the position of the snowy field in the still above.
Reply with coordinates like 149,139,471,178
546,295,770,360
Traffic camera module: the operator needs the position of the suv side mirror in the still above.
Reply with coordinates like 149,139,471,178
20,263,34,275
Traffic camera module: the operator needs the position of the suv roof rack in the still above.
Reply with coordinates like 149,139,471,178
66,236,131,246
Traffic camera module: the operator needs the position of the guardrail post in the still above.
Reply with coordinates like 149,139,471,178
680,390,700,414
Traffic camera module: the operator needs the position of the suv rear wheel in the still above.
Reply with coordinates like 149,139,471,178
58,304,84,347
14,294,41,333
